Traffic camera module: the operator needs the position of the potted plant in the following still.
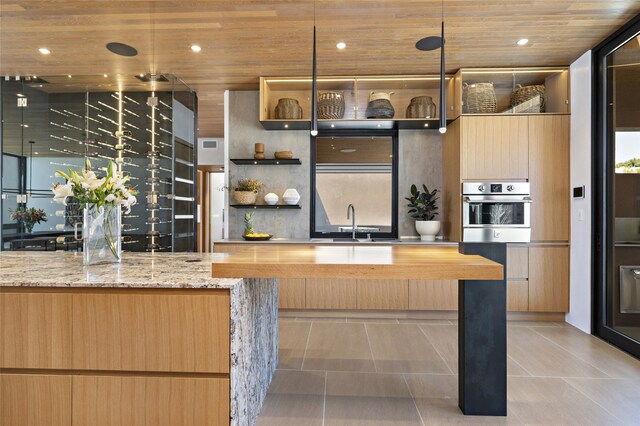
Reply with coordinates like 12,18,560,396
233,178,264,205
9,207,48,234
406,184,440,241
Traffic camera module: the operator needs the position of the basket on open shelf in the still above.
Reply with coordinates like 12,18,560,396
511,84,545,113
463,82,497,113
317,91,345,119
274,98,303,119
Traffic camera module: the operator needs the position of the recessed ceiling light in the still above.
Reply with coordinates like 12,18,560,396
38,48,50,55
103,74,108,78
516,38,529,46
330,124,335,128
67,75,72,78
284,124,289,128
340,148,356,153
336,42,346,50
191,45,202,52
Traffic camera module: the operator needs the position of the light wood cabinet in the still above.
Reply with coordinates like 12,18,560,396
1,292,72,369
529,115,570,241
528,246,570,312
306,278,357,309
72,376,229,426
507,247,529,279
507,280,529,311
0,374,71,426
357,280,409,310
72,291,230,373
461,115,529,180
279,278,306,309
408,280,458,310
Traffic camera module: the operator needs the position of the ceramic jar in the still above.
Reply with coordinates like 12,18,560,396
282,188,300,205
264,193,279,205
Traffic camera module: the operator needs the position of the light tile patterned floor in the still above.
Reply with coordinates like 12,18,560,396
256,318,640,425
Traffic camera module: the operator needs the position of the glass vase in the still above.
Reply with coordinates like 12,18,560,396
83,203,121,265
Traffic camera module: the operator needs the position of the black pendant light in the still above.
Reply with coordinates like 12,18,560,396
416,0,447,134
310,0,318,137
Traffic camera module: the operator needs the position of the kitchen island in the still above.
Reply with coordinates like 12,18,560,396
213,243,508,416
0,252,277,426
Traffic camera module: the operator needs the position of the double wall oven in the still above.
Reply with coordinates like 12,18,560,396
462,182,531,243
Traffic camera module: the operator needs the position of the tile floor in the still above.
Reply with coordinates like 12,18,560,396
256,317,640,425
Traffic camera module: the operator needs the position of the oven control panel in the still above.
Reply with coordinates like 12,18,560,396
463,182,530,195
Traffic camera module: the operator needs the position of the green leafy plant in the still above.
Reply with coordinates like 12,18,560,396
234,178,264,193
405,184,439,221
243,212,254,236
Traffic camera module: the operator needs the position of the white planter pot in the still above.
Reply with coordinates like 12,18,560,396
282,188,300,205
415,220,441,241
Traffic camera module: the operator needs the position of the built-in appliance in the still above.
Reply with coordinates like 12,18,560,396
462,182,531,243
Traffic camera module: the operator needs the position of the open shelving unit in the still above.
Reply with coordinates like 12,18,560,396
230,204,301,209
230,158,302,165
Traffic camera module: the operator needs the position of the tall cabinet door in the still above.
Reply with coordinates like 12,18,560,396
528,115,570,241
461,115,529,180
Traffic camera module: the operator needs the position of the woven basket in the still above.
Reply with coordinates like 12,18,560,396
406,96,436,118
463,82,497,113
318,91,345,119
366,99,395,119
234,191,257,205
511,84,545,113
274,98,303,119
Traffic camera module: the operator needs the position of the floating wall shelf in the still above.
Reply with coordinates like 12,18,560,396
230,158,302,165
259,118,453,131
230,204,302,209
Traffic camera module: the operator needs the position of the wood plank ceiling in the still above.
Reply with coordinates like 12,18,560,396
1,1,639,136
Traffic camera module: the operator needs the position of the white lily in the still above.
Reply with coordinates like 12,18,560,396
105,193,117,202
52,182,74,205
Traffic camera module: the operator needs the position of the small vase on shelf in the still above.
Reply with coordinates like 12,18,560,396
282,188,300,205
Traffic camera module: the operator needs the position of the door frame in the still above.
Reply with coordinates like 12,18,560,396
592,13,640,358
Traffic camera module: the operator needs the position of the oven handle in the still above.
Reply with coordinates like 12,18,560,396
463,196,533,203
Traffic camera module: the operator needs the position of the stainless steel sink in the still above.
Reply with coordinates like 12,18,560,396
332,238,361,242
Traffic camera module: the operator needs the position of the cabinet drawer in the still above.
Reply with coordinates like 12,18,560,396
306,279,356,309
357,280,408,310
408,280,458,310
507,280,529,312
1,374,71,426
279,278,306,309
507,247,529,279
1,292,72,369
73,375,229,426
72,291,230,373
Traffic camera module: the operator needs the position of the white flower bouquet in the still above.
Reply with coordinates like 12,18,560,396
52,160,137,265
52,160,137,213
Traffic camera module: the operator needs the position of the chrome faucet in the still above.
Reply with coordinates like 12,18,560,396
347,204,356,240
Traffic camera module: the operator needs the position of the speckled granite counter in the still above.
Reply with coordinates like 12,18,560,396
0,251,277,426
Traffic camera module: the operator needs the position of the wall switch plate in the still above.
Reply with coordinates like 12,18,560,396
578,209,584,221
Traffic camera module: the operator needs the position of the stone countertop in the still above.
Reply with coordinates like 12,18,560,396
214,238,457,246
0,251,241,289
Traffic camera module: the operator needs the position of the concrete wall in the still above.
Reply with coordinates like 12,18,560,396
224,90,444,239
567,50,592,333
226,91,311,239
398,130,443,238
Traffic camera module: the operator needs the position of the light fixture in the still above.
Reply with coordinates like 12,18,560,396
38,48,50,55
340,148,356,153
191,44,202,52
310,1,318,137
516,38,529,46
416,0,447,134
103,74,108,78
336,42,346,49
67,75,72,78
284,124,289,128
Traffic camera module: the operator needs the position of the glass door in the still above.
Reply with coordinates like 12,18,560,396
595,16,640,357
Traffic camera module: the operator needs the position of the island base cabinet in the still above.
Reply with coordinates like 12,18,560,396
72,376,230,426
0,374,71,426
357,280,409,310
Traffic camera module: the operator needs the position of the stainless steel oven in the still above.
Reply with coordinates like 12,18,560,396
462,182,531,243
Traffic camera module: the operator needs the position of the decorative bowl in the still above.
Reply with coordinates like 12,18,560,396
242,234,273,241
274,151,294,159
